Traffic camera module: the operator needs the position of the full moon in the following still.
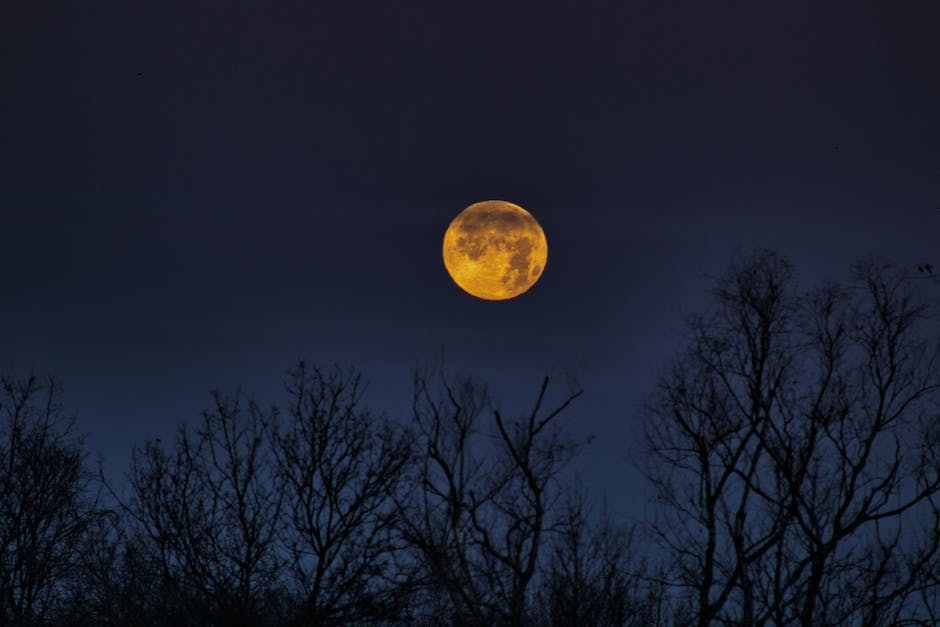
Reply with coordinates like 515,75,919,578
442,200,548,301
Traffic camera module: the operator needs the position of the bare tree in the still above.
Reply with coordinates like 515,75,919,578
0,375,105,625
274,362,414,625
641,251,940,626
56,510,158,627
535,485,665,627
118,390,283,626
401,368,583,626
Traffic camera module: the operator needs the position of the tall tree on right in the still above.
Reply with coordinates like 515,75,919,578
641,251,940,626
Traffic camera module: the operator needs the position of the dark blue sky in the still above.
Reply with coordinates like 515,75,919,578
2,0,938,509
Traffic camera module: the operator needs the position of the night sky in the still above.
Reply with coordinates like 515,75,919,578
2,1,939,511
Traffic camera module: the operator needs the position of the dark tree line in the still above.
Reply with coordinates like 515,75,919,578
641,253,940,626
2,251,938,626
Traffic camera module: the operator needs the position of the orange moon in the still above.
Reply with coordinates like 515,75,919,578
442,200,548,300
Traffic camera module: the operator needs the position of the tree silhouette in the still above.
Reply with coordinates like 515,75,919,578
535,485,664,626
0,375,106,625
274,362,414,624
641,251,940,626
118,390,283,625
400,368,583,626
